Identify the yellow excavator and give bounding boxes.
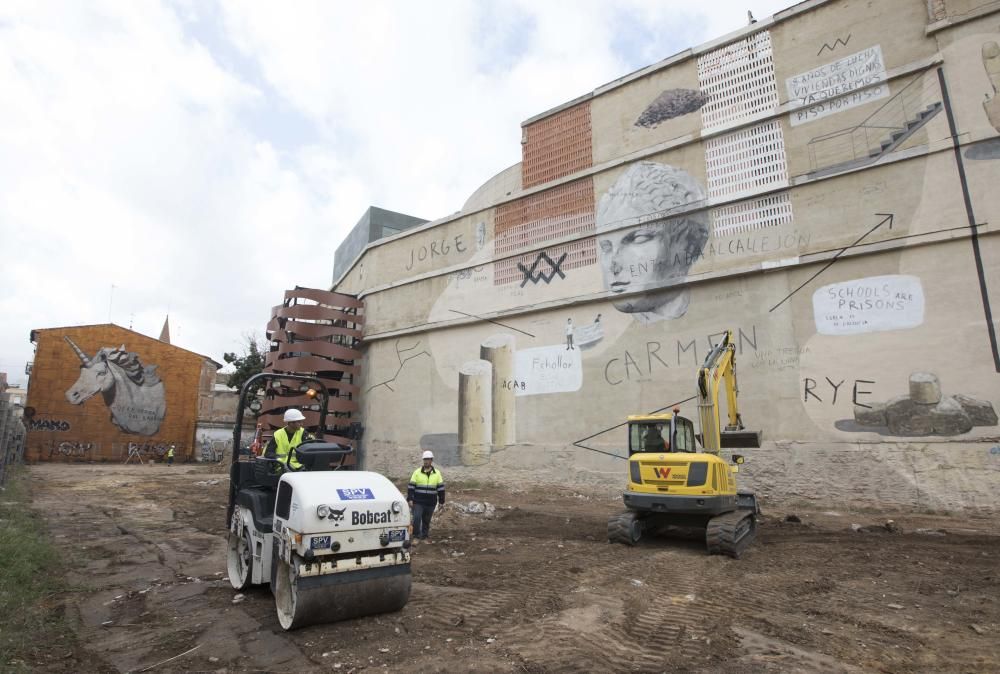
[607,330,761,558]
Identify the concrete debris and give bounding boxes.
[454,501,496,518]
[232,594,245,604]
[195,479,221,486]
[851,523,862,532]
[630,579,644,586]
[915,528,947,536]
[970,624,987,634]
[887,603,905,610]
[854,372,997,435]
[486,637,496,644]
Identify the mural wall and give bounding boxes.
[24,325,216,462]
[338,0,1000,513]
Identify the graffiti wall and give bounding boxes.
[25,325,217,462]
[338,1,1000,512]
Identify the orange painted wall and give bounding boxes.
[24,325,214,463]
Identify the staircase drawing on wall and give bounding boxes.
[806,73,943,178]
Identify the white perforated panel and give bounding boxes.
[711,192,793,237]
[698,31,778,130]
[705,120,788,200]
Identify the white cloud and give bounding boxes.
[0,0,796,383]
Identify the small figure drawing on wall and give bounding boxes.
[596,161,710,323]
[565,318,575,350]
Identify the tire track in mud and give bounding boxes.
[29,466,320,673]
[410,533,739,672]
[408,583,518,631]
[493,550,737,671]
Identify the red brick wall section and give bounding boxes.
[24,325,210,463]
[494,177,596,257]
[521,102,593,189]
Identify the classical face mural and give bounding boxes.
[596,161,709,322]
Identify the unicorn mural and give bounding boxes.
[64,337,167,436]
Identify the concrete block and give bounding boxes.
[909,372,941,404]
[929,396,973,435]
[854,402,887,426]
[953,394,999,427]
[885,396,935,436]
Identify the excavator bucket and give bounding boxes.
[720,430,762,448]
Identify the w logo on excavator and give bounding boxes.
[653,467,671,479]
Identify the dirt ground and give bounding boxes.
[24,462,1000,673]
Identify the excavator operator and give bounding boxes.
[643,424,669,452]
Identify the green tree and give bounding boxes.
[223,333,267,394]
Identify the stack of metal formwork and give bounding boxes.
[259,288,364,459]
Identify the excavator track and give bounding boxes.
[705,509,757,559]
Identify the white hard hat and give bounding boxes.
[421,450,434,460]
[284,409,306,422]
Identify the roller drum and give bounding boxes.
[274,559,411,630]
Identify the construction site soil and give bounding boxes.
[22,463,1000,673]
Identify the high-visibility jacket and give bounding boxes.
[166,447,175,458]
[273,427,305,470]
[408,467,445,506]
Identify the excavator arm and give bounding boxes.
[696,331,761,454]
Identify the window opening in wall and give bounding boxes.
[698,30,778,130]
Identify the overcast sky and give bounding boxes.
[0,0,797,385]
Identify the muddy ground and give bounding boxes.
[23,463,1000,673]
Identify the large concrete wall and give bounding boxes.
[336,0,1000,513]
[24,325,214,463]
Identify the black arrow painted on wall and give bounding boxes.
[769,213,894,313]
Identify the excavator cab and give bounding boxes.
[628,413,697,455]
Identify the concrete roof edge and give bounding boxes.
[524,0,833,126]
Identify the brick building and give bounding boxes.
[25,324,220,463]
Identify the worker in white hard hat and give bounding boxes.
[264,408,312,471]
[407,450,445,543]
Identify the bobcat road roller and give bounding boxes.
[226,373,411,629]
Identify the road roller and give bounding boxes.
[226,373,411,630]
